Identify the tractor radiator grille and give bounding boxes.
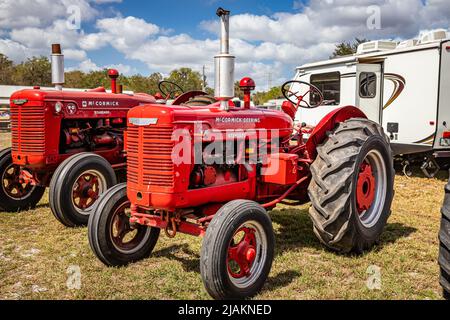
[127,125,175,188]
[10,105,46,154]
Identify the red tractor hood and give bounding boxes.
[10,89,156,108]
[127,102,293,134]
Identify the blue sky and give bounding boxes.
[0,0,449,91]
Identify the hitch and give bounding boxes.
[421,156,440,178]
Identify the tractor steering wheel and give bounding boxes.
[158,81,185,100]
[282,80,324,109]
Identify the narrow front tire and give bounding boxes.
[200,200,275,300]
[0,148,45,212]
[49,153,117,227]
[88,183,160,266]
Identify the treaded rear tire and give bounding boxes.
[439,174,450,299]
[200,200,275,300]
[49,153,117,227]
[88,183,160,266]
[0,148,45,212]
[308,118,394,253]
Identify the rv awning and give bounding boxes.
[357,57,387,64]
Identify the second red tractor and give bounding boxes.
[0,44,207,227]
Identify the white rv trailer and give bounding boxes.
[291,30,450,176]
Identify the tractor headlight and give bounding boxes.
[55,102,63,114]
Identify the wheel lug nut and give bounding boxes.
[246,248,256,262]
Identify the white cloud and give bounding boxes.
[79,16,160,51]
[0,39,35,63]
[78,59,101,72]
[201,0,450,46]
[10,20,82,52]
[70,58,134,76]
[64,49,88,61]
[0,0,101,29]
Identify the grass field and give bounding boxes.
[0,132,446,300]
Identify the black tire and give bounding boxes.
[88,183,160,266]
[308,118,394,253]
[49,153,117,227]
[200,200,275,300]
[0,148,45,212]
[439,174,450,299]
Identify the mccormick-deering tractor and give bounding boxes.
[0,44,206,227]
[88,8,395,299]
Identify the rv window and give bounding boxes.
[359,72,377,98]
[310,72,340,106]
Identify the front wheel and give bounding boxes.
[88,183,160,266]
[0,148,45,212]
[49,153,117,227]
[308,118,395,253]
[200,200,275,300]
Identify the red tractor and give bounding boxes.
[0,44,206,227]
[88,8,394,299]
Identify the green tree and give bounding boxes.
[80,70,110,89]
[252,86,283,105]
[234,81,244,100]
[121,72,162,94]
[165,68,203,92]
[331,38,369,58]
[0,54,14,85]
[65,70,86,88]
[12,56,52,86]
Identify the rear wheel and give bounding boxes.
[0,148,45,212]
[200,200,275,300]
[49,153,117,227]
[439,175,450,299]
[308,118,394,253]
[88,183,160,266]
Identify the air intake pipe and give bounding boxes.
[214,8,235,111]
[51,44,64,91]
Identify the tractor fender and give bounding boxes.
[306,106,367,159]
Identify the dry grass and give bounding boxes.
[0,132,446,300]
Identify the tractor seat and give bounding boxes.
[282,101,297,120]
[183,95,218,107]
[86,87,106,93]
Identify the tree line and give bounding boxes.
[0,39,363,105]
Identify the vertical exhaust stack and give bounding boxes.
[214,8,235,111]
[51,44,65,91]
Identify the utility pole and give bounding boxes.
[267,73,272,91]
[202,65,208,91]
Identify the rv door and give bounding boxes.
[356,64,383,123]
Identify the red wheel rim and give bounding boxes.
[227,227,257,279]
[356,161,376,214]
[1,164,34,199]
[72,171,104,212]
[109,201,149,253]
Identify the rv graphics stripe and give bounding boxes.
[383,73,406,110]
[414,133,435,145]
